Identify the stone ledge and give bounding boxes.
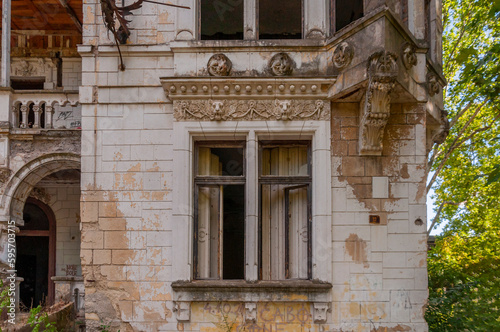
[172,279,332,292]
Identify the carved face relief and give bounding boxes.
[269,53,293,76]
[207,54,232,76]
[332,42,354,69]
[402,43,418,69]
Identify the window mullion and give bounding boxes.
[244,0,258,39]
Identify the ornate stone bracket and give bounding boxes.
[427,73,441,96]
[173,301,191,321]
[401,42,417,69]
[359,51,398,155]
[245,302,257,323]
[313,302,330,323]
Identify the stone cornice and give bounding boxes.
[160,77,335,101]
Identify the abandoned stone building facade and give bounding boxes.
[0,0,447,330]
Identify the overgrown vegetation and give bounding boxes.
[426,0,500,330]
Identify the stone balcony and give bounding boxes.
[10,90,81,131]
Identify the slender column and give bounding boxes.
[20,105,28,128]
[11,105,17,127]
[33,105,41,128]
[1,0,11,87]
[45,105,54,129]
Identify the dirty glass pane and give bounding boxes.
[259,0,302,39]
[201,0,244,40]
[196,186,221,279]
[198,147,244,176]
[286,186,309,279]
[261,145,309,176]
[335,0,363,31]
[261,184,309,279]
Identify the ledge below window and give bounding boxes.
[171,279,332,302]
[171,280,332,322]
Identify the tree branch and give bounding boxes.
[427,99,488,193]
[427,201,466,236]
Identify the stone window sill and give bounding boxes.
[171,280,332,323]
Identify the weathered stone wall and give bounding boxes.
[330,102,428,330]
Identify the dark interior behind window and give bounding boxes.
[201,0,244,40]
[335,0,364,32]
[259,0,302,39]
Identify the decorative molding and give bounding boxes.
[332,42,354,69]
[313,302,330,323]
[11,58,56,77]
[207,54,232,77]
[245,302,257,323]
[173,301,191,321]
[173,99,329,121]
[427,73,441,96]
[359,51,398,155]
[162,78,333,101]
[269,53,294,76]
[401,42,417,69]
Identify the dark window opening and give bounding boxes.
[194,143,246,280]
[222,185,245,279]
[259,0,302,39]
[16,202,51,309]
[200,0,244,40]
[27,104,35,128]
[10,77,45,90]
[334,0,364,32]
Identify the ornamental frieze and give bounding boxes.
[173,99,330,121]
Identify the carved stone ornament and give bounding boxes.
[269,53,293,76]
[207,54,232,77]
[245,302,257,323]
[359,51,398,155]
[332,42,354,69]
[313,302,330,323]
[432,109,450,145]
[174,99,329,121]
[427,73,441,96]
[401,42,417,69]
[173,301,191,321]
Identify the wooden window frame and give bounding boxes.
[193,141,246,280]
[258,141,312,280]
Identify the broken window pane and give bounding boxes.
[198,147,244,176]
[261,145,309,176]
[259,0,302,39]
[335,0,363,31]
[201,0,244,40]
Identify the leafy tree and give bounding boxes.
[426,0,500,330]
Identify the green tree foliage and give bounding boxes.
[426,0,500,330]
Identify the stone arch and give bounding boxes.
[1,153,80,223]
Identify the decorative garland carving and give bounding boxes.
[269,53,294,76]
[174,99,329,121]
[359,51,398,155]
[332,42,354,69]
[207,54,232,77]
[401,42,417,69]
[427,73,441,96]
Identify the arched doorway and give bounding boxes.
[16,198,56,308]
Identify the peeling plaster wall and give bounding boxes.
[329,102,428,330]
[77,0,439,331]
